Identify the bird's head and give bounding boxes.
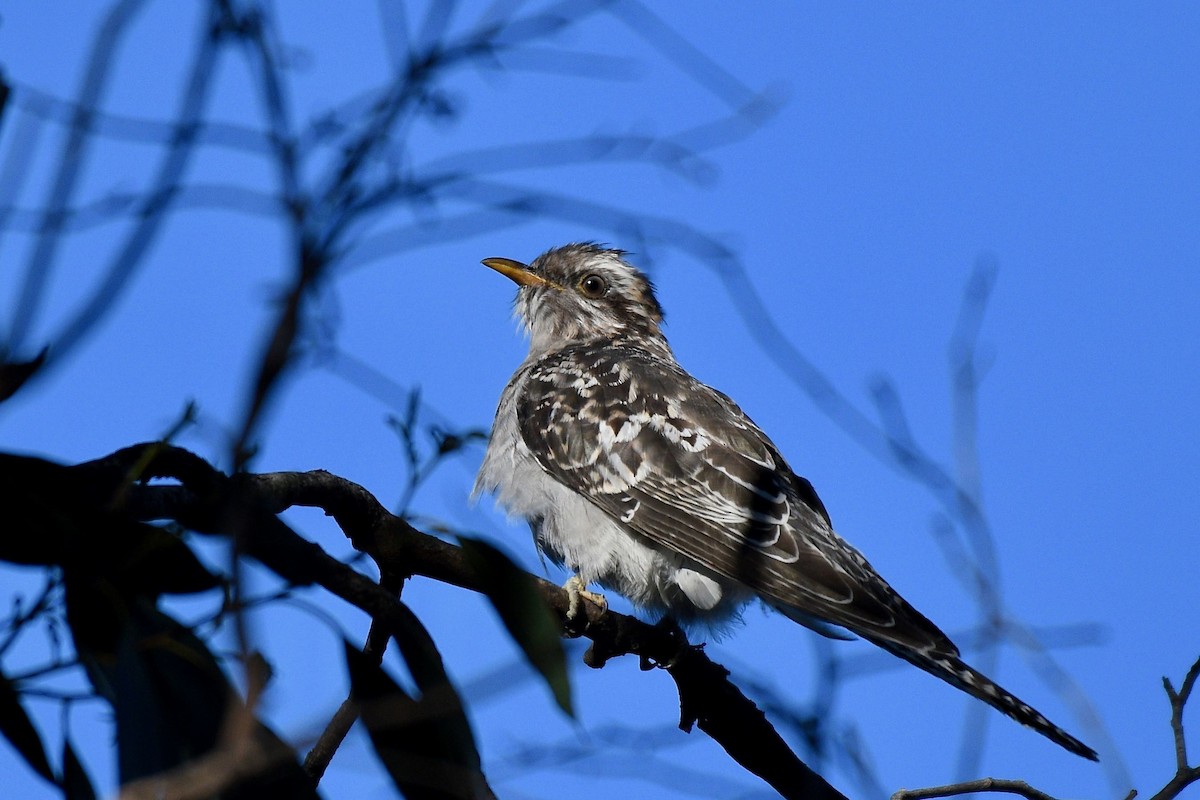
[483,243,669,356]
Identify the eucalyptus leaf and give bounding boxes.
[345,641,489,799]
[458,535,573,717]
[0,669,55,784]
[60,739,98,800]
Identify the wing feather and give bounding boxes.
[517,344,955,653]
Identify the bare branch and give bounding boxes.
[891,777,1061,800]
[0,575,58,658]
[31,2,229,379]
[11,82,273,153]
[1148,656,1200,800]
[0,183,282,233]
[8,0,148,351]
[890,656,1200,800]
[93,442,846,800]
[607,0,761,112]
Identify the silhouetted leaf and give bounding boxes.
[0,348,45,403]
[458,535,573,717]
[0,69,9,127]
[0,455,77,565]
[384,600,481,768]
[114,525,222,596]
[0,453,219,594]
[345,642,489,800]
[64,571,229,782]
[67,587,316,797]
[229,726,323,800]
[61,739,97,800]
[109,604,228,782]
[0,670,54,784]
[378,604,491,797]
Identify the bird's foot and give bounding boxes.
[564,575,607,635]
[639,617,693,670]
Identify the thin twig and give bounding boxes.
[302,579,398,781]
[0,575,58,658]
[1148,656,1200,800]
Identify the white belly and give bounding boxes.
[475,402,750,624]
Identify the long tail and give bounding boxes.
[874,639,1098,760]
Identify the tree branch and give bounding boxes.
[94,442,845,800]
[891,777,1060,800]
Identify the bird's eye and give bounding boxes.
[578,274,607,298]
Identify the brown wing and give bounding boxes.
[518,343,954,653]
[519,343,1099,760]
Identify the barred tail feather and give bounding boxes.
[874,640,1098,761]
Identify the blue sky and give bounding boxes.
[1,2,1198,798]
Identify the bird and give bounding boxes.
[474,242,1097,760]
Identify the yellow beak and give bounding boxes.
[481,257,554,288]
